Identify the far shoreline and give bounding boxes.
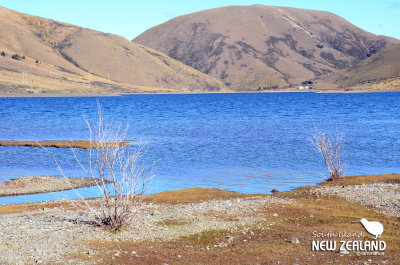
[0,176,105,198]
[0,140,132,149]
[1,173,398,204]
[1,88,400,97]
[0,92,122,98]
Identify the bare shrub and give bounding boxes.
[46,102,154,231]
[308,125,345,181]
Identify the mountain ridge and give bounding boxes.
[134,5,399,90]
[0,6,227,94]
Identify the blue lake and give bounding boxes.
[0,92,399,204]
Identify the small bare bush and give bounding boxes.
[47,103,154,231]
[308,125,345,181]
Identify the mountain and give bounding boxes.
[134,5,399,91]
[0,6,226,94]
[321,43,400,90]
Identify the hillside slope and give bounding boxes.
[0,6,226,94]
[321,43,400,89]
[134,5,398,90]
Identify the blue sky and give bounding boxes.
[1,0,399,40]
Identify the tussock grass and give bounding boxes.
[70,174,400,264]
[144,188,252,204]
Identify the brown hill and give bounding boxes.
[321,43,400,89]
[0,6,226,94]
[134,5,399,91]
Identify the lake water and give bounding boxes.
[0,92,399,204]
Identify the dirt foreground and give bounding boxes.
[0,174,399,264]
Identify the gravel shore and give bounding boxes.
[312,182,400,217]
[1,176,398,264]
[0,140,129,149]
[0,176,102,197]
[0,195,293,264]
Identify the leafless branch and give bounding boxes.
[43,101,154,231]
[308,125,345,181]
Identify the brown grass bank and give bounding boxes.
[0,140,130,149]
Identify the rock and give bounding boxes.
[291,237,300,244]
[311,183,400,218]
[339,248,349,254]
[131,251,136,254]
[273,213,278,217]
[12,243,20,250]
[226,236,234,243]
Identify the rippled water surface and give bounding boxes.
[0,93,399,203]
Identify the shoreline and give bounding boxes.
[0,92,122,97]
[1,88,400,97]
[1,173,399,204]
[0,174,399,264]
[0,140,131,149]
[0,176,105,197]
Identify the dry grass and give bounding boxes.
[0,188,248,215]
[0,6,227,95]
[0,201,67,215]
[324,43,400,88]
[155,219,190,226]
[70,174,400,264]
[144,188,253,204]
[76,192,400,264]
[0,66,182,95]
[134,5,398,90]
[0,140,130,149]
[2,174,399,263]
[318,173,400,187]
